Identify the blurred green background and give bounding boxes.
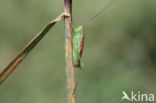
[0,0,156,103]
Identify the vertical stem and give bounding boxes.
[64,0,76,103]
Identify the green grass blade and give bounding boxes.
[0,12,69,84]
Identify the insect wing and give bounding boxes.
[79,36,84,57]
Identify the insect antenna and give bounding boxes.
[83,0,115,26]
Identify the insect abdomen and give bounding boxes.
[72,25,84,68]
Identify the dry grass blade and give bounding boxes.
[64,0,76,103]
[0,12,69,84]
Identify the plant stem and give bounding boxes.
[64,0,76,103]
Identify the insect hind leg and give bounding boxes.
[65,35,72,40]
[80,62,85,70]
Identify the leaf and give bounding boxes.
[0,12,69,84]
